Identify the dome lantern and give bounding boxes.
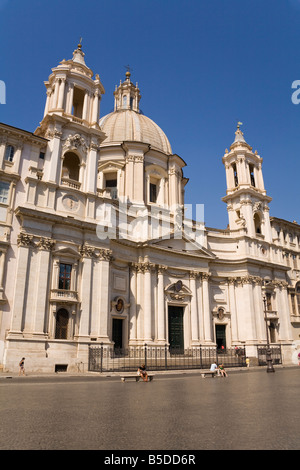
[113,68,141,113]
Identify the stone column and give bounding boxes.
[48,127,62,184]
[86,141,98,194]
[33,237,55,335]
[143,262,153,342]
[197,275,204,341]
[10,232,34,334]
[275,282,293,342]
[82,91,89,121]
[125,156,134,201]
[228,278,239,343]
[66,83,74,115]
[263,205,272,243]
[190,271,199,344]
[98,248,112,341]
[0,137,7,169]
[157,265,166,342]
[92,90,99,124]
[136,264,143,340]
[202,273,212,342]
[57,78,66,110]
[240,276,257,342]
[252,279,265,342]
[78,244,93,339]
[13,143,23,174]
[133,155,144,203]
[0,248,7,302]
[52,79,60,109]
[129,263,137,343]
[43,90,51,117]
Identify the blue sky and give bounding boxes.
[0,0,300,228]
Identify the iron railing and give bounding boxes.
[257,345,282,366]
[88,344,246,373]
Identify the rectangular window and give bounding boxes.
[59,263,72,290]
[4,145,14,162]
[105,173,118,199]
[293,254,297,269]
[105,179,117,188]
[150,182,157,203]
[291,293,297,315]
[72,87,85,119]
[232,164,238,187]
[39,152,45,160]
[0,181,10,204]
[297,295,300,316]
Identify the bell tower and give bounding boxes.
[222,124,272,242]
[38,41,105,130]
[35,42,106,195]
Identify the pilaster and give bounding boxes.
[190,271,199,344]
[9,232,34,334]
[201,273,212,342]
[157,265,167,342]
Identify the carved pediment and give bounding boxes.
[98,160,125,172]
[52,246,81,259]
[165,281,192,300]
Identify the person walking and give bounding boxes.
[19,357,25,376]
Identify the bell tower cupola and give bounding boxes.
[39,41,105,131]
[222,123,272,241]
[34,43,107,194]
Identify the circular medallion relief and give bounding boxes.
[115,298,124,313]
[175,280,183,292]
[217,308,225,320]
[62,194,79,212]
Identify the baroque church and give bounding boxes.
[0,43,299,373]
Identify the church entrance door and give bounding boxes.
[112,318,123,350]
[215,324,226,350]
[168,306,184,353]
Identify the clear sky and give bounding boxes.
[0,0,299,228]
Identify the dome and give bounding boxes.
[100,109,172,155]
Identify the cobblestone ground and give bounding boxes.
[0,368,299,450]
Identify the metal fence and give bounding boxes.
[257,345,282,366]
[88,344,246,373]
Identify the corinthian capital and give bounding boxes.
[98,248,113,262]
[17,232,34,247]
[37,237,56,251]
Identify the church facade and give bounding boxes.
[0,44,299,373]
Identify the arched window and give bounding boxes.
[123,95,127,109]
[254,212,262,234]
[72,87,84,119]
[5,145,14,162]
[232,163,238,187]
[62,152,80,181]
[55,308,69,339]
[249,164,256,187]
